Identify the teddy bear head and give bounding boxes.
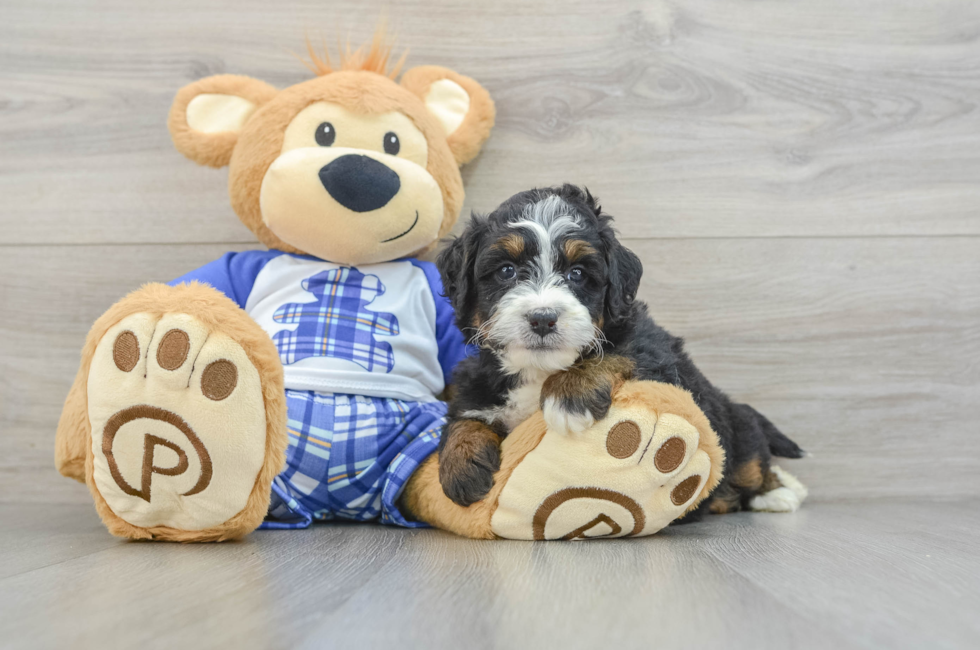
[167,38,494,265]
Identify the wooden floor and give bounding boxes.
[1,0,979,648]
[0,500,977,650]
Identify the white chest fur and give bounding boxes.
[501,369,550,430]
[462,367,552,432]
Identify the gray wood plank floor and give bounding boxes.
[0,501,977,650]
[1,0,978,648]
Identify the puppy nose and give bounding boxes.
[527,310,559,338]
[319,154,401,212]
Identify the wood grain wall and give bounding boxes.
[2,0,978,505]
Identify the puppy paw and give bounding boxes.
[542,397,595,435]
[748,465,808,513]
[439,420,501,506]
[539,358,628,435]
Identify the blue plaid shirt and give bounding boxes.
[171,250,469,402]
[170,250,471,526]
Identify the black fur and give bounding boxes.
[437,185,804,512]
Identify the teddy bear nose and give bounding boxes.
[319,154,401,213]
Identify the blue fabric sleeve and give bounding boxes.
[168,250,285,309]
[407,258,473,384]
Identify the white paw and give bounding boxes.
[749,465,808,513]
[87,312,268,531]
[749,487,801,512]
[542,397,596,435]
[772,465,809,501]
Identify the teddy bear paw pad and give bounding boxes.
[491,404,712,540]
[86,312,267,531]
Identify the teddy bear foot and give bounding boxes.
[85,311,270,540]
[403,380,725,540]
[54,283,287,541]
[491,381,724,540]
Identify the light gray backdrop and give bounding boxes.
[1,0,978,507]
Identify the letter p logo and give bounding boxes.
[102,405,213,503]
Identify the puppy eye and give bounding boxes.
[496,264,517,281]
[566,267,585,284]
[383,132,400,155]
[315,122,336,147]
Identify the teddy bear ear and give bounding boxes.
[401,66,495,166]
[168,74,278,168]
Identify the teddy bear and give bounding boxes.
[54,34,725,541]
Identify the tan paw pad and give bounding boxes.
[112,331,140,372]
[87,313,267,531]
[492,404,711,540]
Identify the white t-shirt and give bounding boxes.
[170,250,468,402]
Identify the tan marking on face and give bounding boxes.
[564,239,597,262]
[494,233,524,257]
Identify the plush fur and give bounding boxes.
[400,66,497,166]
[168,74,279,169]
[168,44,494,264]
[58,32,496,541]
[55,282,287,541]
[402,379,725,539]
[436,184,804,515]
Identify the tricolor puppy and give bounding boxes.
[436,184,805,517]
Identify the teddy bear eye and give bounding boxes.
[315,122,336,147]
[383,131,400,155]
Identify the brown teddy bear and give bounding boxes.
[54,33,725,541]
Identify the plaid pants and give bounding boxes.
[260,390,445,529]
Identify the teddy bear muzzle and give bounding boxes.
[258,145,445,265]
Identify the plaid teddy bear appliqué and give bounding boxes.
[271,267,400,372]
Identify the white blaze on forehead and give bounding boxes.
[508,195,581,285]
[480,194,597,379]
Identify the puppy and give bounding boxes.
[436,184,805,519]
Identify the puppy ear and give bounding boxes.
[437,217,486,330]
[168,74,278,168]
[401,66,495,166]
[594,195,643,324]
[605,241,643,323]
